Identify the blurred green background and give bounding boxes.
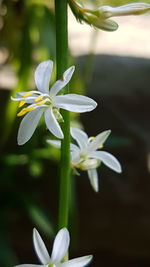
[0,0,150,266]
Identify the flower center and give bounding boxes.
[48,264,57,267]
[17,92,52,117]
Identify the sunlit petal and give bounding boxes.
[87,169,99,192]
[50,66,75,96]
[88,130,111,152]
[55,94,97,112]
[99,3,150,19]
[34,60,53,93]
[90,151,122,173]
[61,255,93,267]
[51,228,70,263]
[44,108,64,139]
[71,127,88,150]
[17,108,45,145]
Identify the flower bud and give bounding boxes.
[79,158,100,171]
[86,12,118,31]
[97,3,150,19]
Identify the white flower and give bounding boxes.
[12,60,97,145]
[14,228,93,267]
[88,2,150,31]
[69,0,150,32]
[47,128,122,192]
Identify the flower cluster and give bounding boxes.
[14,228,92,267]
[48,128,122,192]
[12,58,122,266]
[12,0,149,265]
[69,0,150,31]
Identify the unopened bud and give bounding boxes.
[79,158,100,171]
[86,12,118,31]
[97,3,150,19]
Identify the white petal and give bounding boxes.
[33,228,51,264]
[51,228,70,263]
[70,143,80,152]
[87,130,111,152]
[50,66,75,96]
[14,265,45,267]
[47,139,61,148]
[99,3,150,18]
[91,17,118,31]
[71,127,88,150]
[44,108,64,139]
[61,255,93,267]
[87,169,99,192]
[54,94,97,113]
[46,140,78,152]
[34,60,53,93]
[90,151,122,173]
[71,151,80,163]
[17,108,45,145]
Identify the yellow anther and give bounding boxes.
[22,92,33,97]
[34,95,43,102]
[36,100,46,106]
[89,136,95,142]
[99,144,104,149]
[17,106,35,117]
[18,100,26,108]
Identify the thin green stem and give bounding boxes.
[55,0,71,230]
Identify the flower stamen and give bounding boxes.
[22,92,33,97]
[18,100,26,108]
[17,106,35,117]
[88,136,95,142]
[36,100,46,106]
[34,95,43,102]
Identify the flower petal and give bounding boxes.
[87,169,99,192]
[47,139,61,148]
[71,151,81,164]
[33,228,51,264]
[44,108,64,139]
[51,228,70,263]
[99,3,150,19]
[46,140,78,153]
[71,127,88,150]
[90,151,122,173]
[55,94,97,113]
[70,143,80,153]
[87,130,111,152]
[17,108,45,145]
[61,255,93,267]
[87,14,118,31]
[50,66,75,96]
[34,60,53,93]
[14,265,45,267]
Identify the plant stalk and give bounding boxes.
[55,0,71,230]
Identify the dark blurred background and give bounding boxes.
[0,0,150,266]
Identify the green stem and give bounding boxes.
[55,0,71,230]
